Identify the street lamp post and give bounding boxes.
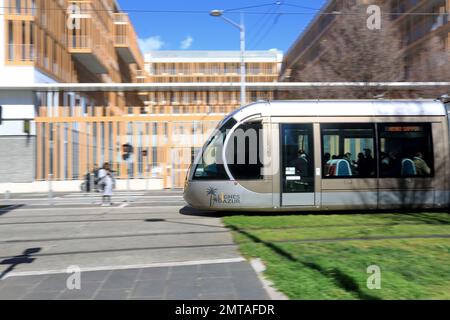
[210,10,246,107]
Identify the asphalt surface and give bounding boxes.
[0,191,270,300]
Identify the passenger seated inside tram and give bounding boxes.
[289,149,309,177]
[413,152,431,176]
[323,153,331,166]
[323,153,331,175]
[382,151,402,177]
[356,153,365,175]
[356,149,375,177]
[343,152,357,174]
[380,152,390,171]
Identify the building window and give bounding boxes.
[30,23,34,59]
[321,124,376,178]
[8,21,14,61]
[152,147,158,166]
[208,92,217,104]
[378,123,434,177]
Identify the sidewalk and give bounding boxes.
[0,179,164,194]
[0,191,271,300]
[0,262,269,300]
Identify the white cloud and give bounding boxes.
[180,36,194,50]
[138,36,164,52]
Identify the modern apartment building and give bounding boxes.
[280,0,450,81]
[143,50,282,114]
[0,1,283,189]
[141,50,282,187]
[0,0,145,184]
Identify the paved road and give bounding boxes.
[2,190,188,208]
[0,191,270,300]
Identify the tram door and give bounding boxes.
[281,124,315,206]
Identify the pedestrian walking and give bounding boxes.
[99,163,114,206]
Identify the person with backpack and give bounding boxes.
[99,163,114,206]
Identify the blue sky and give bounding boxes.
[117,0,327,54]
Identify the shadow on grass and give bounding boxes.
[227,225,381,300]
[392,212,450,225]
[180,205,450,219]
[179,206,450,229]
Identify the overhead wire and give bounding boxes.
[224,2,281,13]
[248,5,280,48]
[249,1,286,49]
[0,6,447,16]
[250,8,283,49]
[281,2,321,11]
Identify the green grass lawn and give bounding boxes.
[223,212,450,300]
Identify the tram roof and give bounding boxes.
[229,100,447,122]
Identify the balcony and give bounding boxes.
[6,44,35,63]
[4,0,36,16]
[135,69,148,83]
[66,1,108,74]
[113,13,143,66]
[67,35,108,74]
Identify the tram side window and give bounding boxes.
[193,118,237,180]
[378,123,434,178]
[226,121,264,180]
[321,124,376,178]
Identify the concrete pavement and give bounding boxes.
[0,191,270,300]
[0,262,268,300]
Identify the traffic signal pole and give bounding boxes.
[127,159,131,204]
[122,143,134,205]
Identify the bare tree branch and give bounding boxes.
[287,3,406,99]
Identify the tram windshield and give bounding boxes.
[193,118,237,180]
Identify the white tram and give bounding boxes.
[184,100,450,211]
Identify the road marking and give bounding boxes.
[119,203,129,208]
[4,195,183,201]
[0,205,184,212]
[6,194,182,198]
[1,200,185,207]
[62,193,146,197]
[1,258,246,279]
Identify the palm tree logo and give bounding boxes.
[206,187,218,207]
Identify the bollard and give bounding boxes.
[90,172,96,204]
[171,150,175,191]
[127,175,131,203]
[48,174,54,206]
[171,165,175,191]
